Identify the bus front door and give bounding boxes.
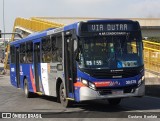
[34,42,41,92]
[64,37,75,98]
[15,47,20,88]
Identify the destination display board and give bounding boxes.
[87,24,133,32]
[79,21,139,36]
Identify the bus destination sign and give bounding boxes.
[88,24,133,32]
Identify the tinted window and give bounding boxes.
[52,36,62,62]
[20,43,26,63]
[42,37,52,63]
[10,46,15,63]
[26,41,33,63]
[42,35,62,63]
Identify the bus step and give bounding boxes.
[66,98,74,101]
[36,92,43,95]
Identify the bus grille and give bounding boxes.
[97,86,137,95]
[80,66,143,79]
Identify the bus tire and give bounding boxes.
[24,79,32,98]
[59,82,72,107]
[107,98,121,105]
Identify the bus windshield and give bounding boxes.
[78,35,143,69]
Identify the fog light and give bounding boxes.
[89,82,96,90]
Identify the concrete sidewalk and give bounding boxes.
[145,70,160,97]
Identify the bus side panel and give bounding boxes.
[28,64,36,93]
[10,64,17,87]
[40,63,50,95]
[19,64,35,93]
[37,63,45,94]
[19,64,25,89]
[74,87,81,102]
[48,63,64,97]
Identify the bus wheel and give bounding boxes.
[107,98,121,105]
[24,79,32,98]
[59,83,72,107]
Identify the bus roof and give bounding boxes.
[10,19,138,45]
[84,19,136,23]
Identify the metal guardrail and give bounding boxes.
[14,17,64,32]
[143,40,160,50]
[143,40,160,73]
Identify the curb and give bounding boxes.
[145,85,160,97]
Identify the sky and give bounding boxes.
[0,0,160,33]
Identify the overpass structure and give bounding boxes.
[4,17,160,73]
[13,17,160,38]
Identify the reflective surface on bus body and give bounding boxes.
[78,35,143,69]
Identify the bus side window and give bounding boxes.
[42,37,52,63]
[56,36,62,62]
[51,37,57,62]
[51,35,62,62]
[10,46,15,63]
[26,41,33,63]
[127,41,137,54]
[20,43,26,63]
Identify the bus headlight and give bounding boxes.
[138,76,145,86]
[81,79,96,90]
[81,79,88,86]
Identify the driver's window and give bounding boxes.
[127,41,137,54]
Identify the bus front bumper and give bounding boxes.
[79,83,145,101]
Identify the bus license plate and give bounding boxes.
[112,90,123,95]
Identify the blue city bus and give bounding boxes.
[10,19,145,107]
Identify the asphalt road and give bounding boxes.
[0,75,160,121]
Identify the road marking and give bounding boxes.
[145,96,160,100]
